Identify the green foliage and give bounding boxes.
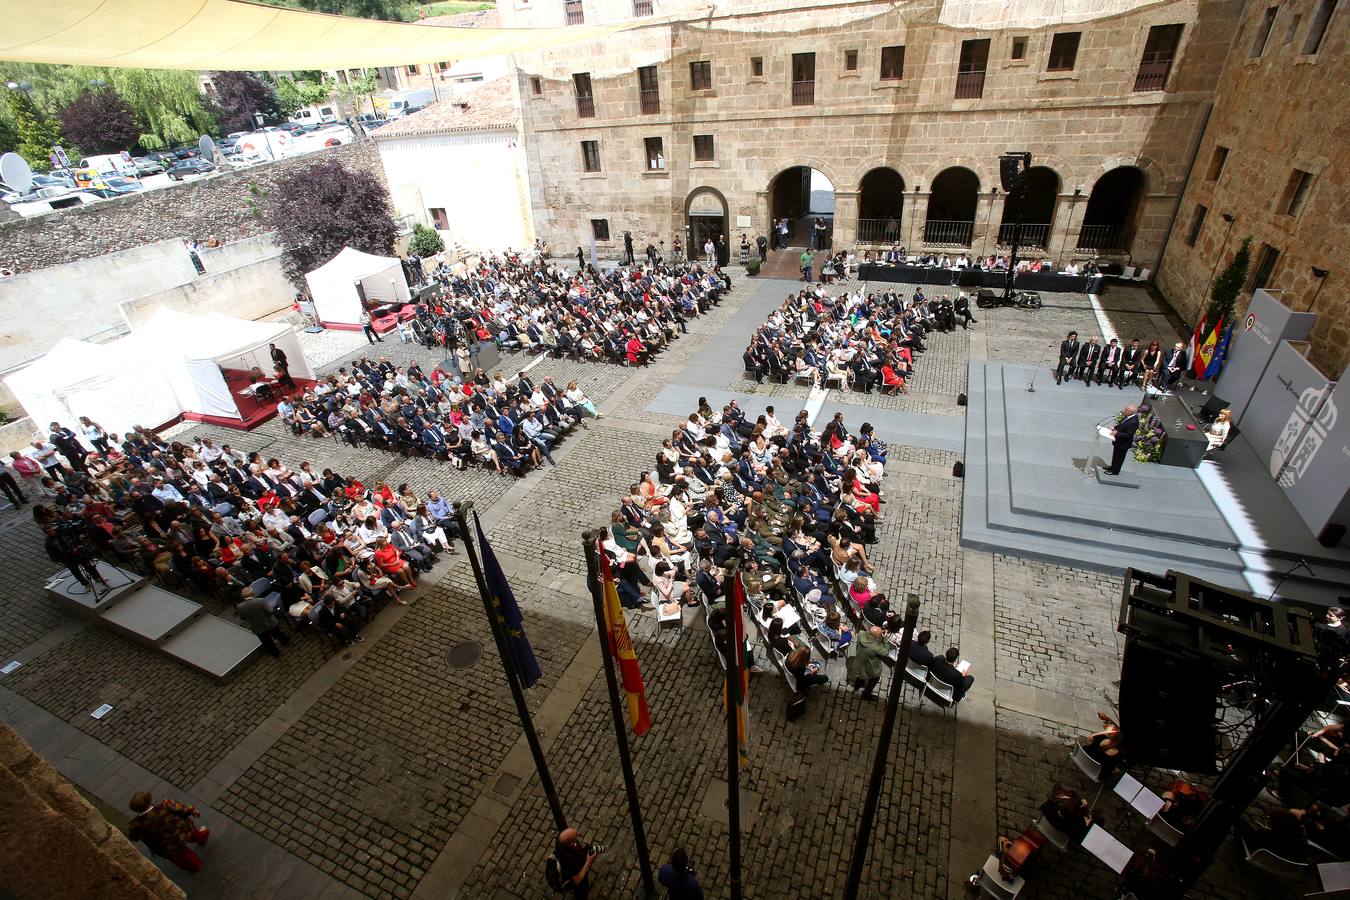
[1123,406,1166,464]
[0,64,215,153]
[275,76,336,118]
[253,0,411,22]
[2,89,63,171]
[339,71,380,115]
[1207,236,1252,326]
[746,257,762,276]
[417,1,495,14]
[409,223,446,257]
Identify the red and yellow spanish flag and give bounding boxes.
[1195,318,1224,379]
[597,546,652,736]
[724,573,751,762]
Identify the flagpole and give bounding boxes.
[843,593,921,900]
[721,560,744,900]
[455,502,567,832]
[581,530,657,897]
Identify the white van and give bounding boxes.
[289,104,339,126]
[78,153,138,177]
[386,88,434,119]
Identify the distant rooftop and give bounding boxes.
[372,77,516,138]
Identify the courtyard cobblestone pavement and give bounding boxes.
[0,274,1267,899]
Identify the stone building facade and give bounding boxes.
[504,0,1242,270]
[1155,0,1349,377]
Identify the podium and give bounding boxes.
[1081,424,1114,476]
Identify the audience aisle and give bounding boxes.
[0,271,1286,900]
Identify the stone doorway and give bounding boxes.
[685,187,729,265]
[768,166,835,251]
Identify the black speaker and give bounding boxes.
[957,392,967,406]
[957,268,983,287]
[1118,638,1217,774]
[1199,395,1229,420]
[952,461,964,478]
[999,155,1022,192]
[1319,523,1346,548]
[977,289,998,307]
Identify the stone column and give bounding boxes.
[1046,193,1083,268]
[973,191,1006,259]
[905,191,930,251]
[833,190,859,250]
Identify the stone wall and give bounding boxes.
[0,722,184,900]
[510,0,1242,268]
[1155,0,1350,378]
[0,140,384,275]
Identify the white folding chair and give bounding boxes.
[925,672,956,708]
[1070,745,1105,783]
[655,592,683,630]
[902,660,929,690]
[1241,839,1309,878]
[1134,267,1151,282]
[1118,265,1136,280]
[1033,815,1072,851]
[975,854,1025,900]
[1147,814,1184,847]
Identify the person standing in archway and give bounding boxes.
[717,233,729,266]
[703,236,715,263]
[756,233,768,262]
[813,216,829,251]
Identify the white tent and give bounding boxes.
[303,247,410,327]
[3,337,182,438]
[125,310,315,420]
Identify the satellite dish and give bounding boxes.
[198,134,215,159]
[0,152,33,194]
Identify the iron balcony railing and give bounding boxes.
[791,80,815,106]
[576,95,595,118]
[565,0,585,25]
[1077,224,1128,251]
[923,219,974,247]
[639,88,660,114]
[997,223,1051,248]
[955,70,985,99]
[632,0,653,15]
[857,219,905,244]
[1134,59,1172,92]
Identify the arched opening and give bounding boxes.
[685,187,729,265]
[857,167,905,244]
[1077,166,1146,253]
[924,167,979,246]
[998,166,1060,250]
[769,166,835,250]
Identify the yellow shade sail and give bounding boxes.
[0,0,654,70]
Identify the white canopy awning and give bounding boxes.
[304,246,409,327]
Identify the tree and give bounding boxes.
[340,70,379,116]
[266,158,399,284]
[57,88,142,155]
[1207,236,1252,325]
[409,223,445,257]
[2,89,63,171]
[210,72,283,133]
[255,0,411,22]
[275,76,336,118]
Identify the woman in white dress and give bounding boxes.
[1205,408,1232,451]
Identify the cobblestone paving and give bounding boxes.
[981,291,1102,367]
[992,556,1124,703]
[0,523,72,660]
[215,570,592,900]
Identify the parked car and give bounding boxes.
[78,153,138,177]
[166,159,216,181]
[386,88,434,119]
[169,146,201,160]
[84,176,143,198]
[132,156,166,176]
[7,185,104,217]
[145,151,178,165]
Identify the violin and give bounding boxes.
[999,823,1046,880]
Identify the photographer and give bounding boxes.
[658,847,704,899]
[44,521,107,591]
[552,827,604,897]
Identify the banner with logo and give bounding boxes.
[1215,290,1318,423]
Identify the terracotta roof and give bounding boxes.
[372,77,517,138]
[420,8,500,28]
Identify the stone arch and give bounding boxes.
[685,186,730,265]
[998,165,1062,249]
[917,158,991,195]
[765,158,844,192]
[1096,155,1168,194]
[842,159,921,195]
[1077,166,1148,253]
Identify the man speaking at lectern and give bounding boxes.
[1104,405,1140,476]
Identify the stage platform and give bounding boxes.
[963,360,1350,609]
[44,564,260,681]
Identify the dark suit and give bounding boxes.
[1097,345,1123,385]
[908,639,935,666]
[1119,345,1144,387]
[1055,339,1081,383]
[1107,413,1140,475]
[1075,342,1102,382]
[928,654,973,702]
[1163,348,1189,390]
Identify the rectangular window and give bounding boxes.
[844,49,859,71]
[581,140,601,173]
[956,39,990,99]
[690,60,712,91]
[591,219,610,242]
[1303,0,1338,53]
[1285,13,1302,43]
[1135,24,1183,91]
[751,56,764,77]
[880,45,905,80]
[633,0,653,15]
[1251,6,1279,57]
[644,137,665,171]
[573,73,594,117]
[1207,145,1229,182]
[565,0,584,25]
[407,64,420,75]
[430,207,449,230]
[638,65,660,114]
[1185,204,1207,246]
[1250,244,1280,290]
[1282,169,1314,215]
[1011,36,1027,60]
[437,61,449,72]
[1047,32,1082,71]
[530,76,543,95]
[791,52,816,105]
[693,134,714,161]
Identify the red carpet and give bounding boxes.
[321,306,416,333]
[179,369,318,431]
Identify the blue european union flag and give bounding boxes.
[474,512,541,688]
[1204,321,1235,380]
